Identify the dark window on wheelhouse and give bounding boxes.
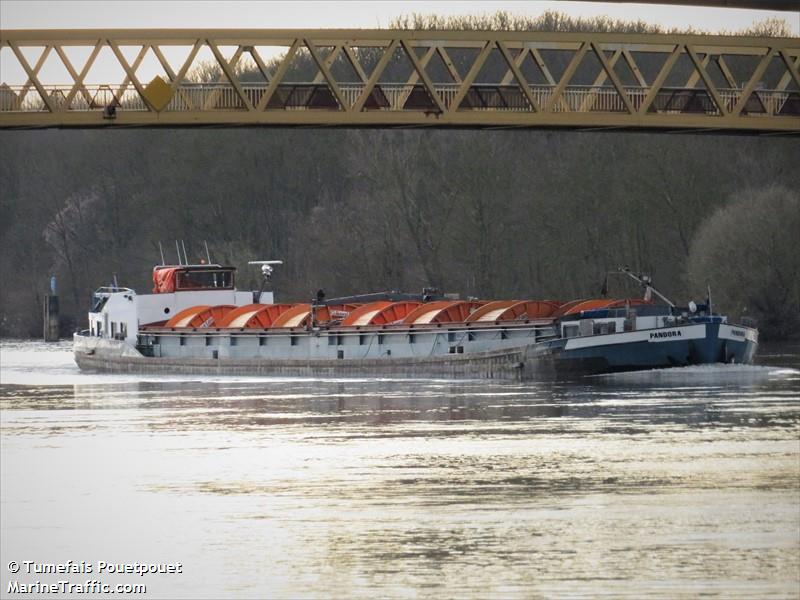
[175,269,234,291]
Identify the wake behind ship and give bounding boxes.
[74,259,758,379]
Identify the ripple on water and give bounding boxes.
[1,340,799,598]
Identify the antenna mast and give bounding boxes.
[616,267,675,307]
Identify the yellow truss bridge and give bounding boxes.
[1,29,798,132]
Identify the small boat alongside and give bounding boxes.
[73,260,758,379]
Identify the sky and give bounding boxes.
[1,1,797,85]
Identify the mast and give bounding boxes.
[615,267,675,307]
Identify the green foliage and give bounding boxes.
[687,185,800,341]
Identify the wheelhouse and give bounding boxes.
[153,265,235,293]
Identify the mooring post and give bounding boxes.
[43,274,59,342]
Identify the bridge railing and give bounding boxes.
[1,28,798,130]
[1,82,796,118]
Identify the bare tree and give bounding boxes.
[687,185,800,340]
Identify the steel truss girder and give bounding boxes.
[1,28,798,132]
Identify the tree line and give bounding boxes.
[1,12,797,339]
[2,126,798,339]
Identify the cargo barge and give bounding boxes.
[73,260,758,379]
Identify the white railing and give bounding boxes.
[0,83,794,117]
[0,85,148,112]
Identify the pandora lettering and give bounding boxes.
[650,330,682,340]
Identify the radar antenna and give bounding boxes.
[248,260,284,282]
[249,260,283,302]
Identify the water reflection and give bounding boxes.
[1,342,799,599]
[5,369,797,430]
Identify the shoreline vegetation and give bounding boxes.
[1,12,798,341]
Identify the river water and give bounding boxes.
[1,340,798,599]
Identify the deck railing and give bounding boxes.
[2,82,795,118]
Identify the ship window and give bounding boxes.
[563,324,579,338]
[447,332,456,342]
[205,335,212,346]
[593,321,616,335]
[500,329,508,340]
[175,269,234,291]
[230,336,237,346]
[259,336,267,346]
[111,322,117,336]
[337,350,344,360]
[468,332,476,341]
[180,335,186,346]
[121,323,127,338]
[378,334,386,345]
[408,333,416,344]
[291,336,299,346]
[359,334,367,346]
[328,335,339,346]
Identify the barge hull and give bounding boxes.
[74,335,536,380]
[73,321,757,380]
[549,323,757,374]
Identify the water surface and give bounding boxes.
[1,340,798,598]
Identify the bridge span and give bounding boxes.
[1,29,798,132]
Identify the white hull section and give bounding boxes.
[564,324,707,350]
